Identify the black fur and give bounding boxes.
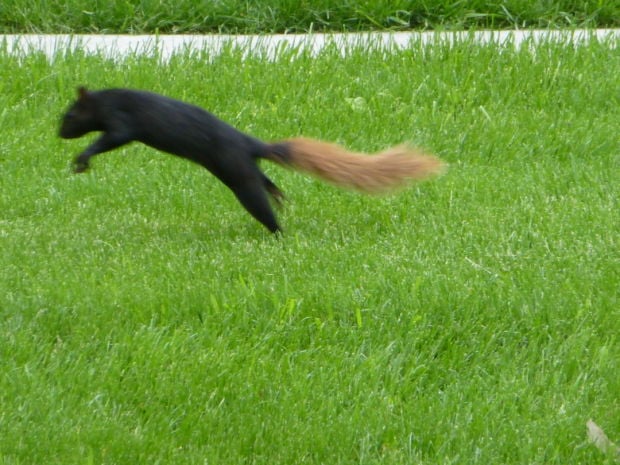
[60,87,287,233]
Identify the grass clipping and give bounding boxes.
[587,420,620,461]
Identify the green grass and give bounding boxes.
[1,35,619,464]
[0,0,619,33]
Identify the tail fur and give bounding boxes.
[265,137,445,193]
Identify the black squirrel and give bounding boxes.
[59,87,444,233]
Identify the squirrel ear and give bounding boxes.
[77,86,89,100]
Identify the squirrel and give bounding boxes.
[59,87,444,233]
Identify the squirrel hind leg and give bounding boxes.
[231,181,281,233]
[261,173,285,207]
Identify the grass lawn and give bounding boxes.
[0,0,618,33]
[0,35,618,464]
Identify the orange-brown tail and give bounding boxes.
[265,137,445,193]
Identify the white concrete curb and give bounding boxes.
[1,30,618,61]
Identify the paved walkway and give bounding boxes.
[2,30,618,60]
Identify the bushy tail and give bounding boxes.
[265,137,445,193]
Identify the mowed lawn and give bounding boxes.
[0,35,618,464]
[1,0,618,32]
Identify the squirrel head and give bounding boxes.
[59,86,100,139]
